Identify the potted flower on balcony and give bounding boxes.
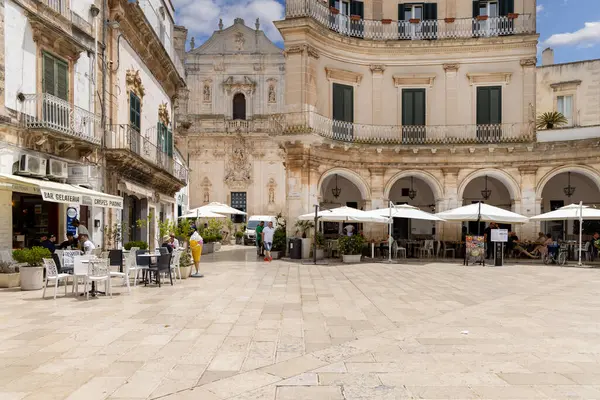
[507,13,519,19]
[0,261,20,288]
[338,234,365,263]
[409,18,421,24]
[536,111,568,130]
[476,15,489,21]
[330,6,339,14]
[381,18,392,24]
[350,14,361,21]
[444,17,455,23]
[12,247,51,290]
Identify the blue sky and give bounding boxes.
[173,0,600,64]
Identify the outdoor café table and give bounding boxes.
[79,259,105,297]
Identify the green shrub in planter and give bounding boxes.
[338,234,365,255]
[235,231,243,238]
[272,228,287,252]
[12,247,51,266]
[124,241,149,250]
[315,232,325,249]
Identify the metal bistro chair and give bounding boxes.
[170,250,183,282]
[42,258,71,299]
[147,253,173,287]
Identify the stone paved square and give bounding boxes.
[2,247,600,399]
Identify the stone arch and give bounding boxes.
[318,167,370,200]
[458,168,521,202]
[536,165,600,199]
[384,170,444,201]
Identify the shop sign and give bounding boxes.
[92,197,123,209]
[41,190,81,204]
[66,207,77,236]
[10,183,39,195]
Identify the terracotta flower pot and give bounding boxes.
[350,14,361,21]
[409,18,421,24]
[444,17,455,23]
[330,7,339,14]
[476,15,488,21]
[507,13,519,19]
[381,19,392,24]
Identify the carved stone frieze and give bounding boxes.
[126,69,146,98]
[223,76,256,95]
[224,136,253,189]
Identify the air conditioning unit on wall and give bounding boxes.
[13,154,47,177]
[47,159,68,181]
[67,165,101,189]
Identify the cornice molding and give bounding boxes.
[325,67,363,85]
[393,74,436,87]
[550,80,582,92]
[466,72,512,86]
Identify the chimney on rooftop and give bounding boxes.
[542,48,554,66]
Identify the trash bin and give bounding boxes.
[289,238,302,259]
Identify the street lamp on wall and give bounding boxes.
[481,175,492,201]
[408,177,417,200]
[564,172,576,198]
[331,174,341,199]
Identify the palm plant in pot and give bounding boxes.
[0,261,20,288]
[12,247,51,290]
[536,111,568,130]
[295,220,314,259]
[315,232,325,260]
[338,234,365,263]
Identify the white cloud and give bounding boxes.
[171,0,285,46]
[536,4,544,13]
[545,22,600,47]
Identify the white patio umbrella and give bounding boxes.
[297,206,390,223]
[178,210,227,219]
[530,202,600,266]
[191,202,247,215]
[435,202,529,225]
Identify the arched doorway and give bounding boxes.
[232,93,246,120]
[388,176,437,240]
[461,175,513,234]
[539,171,600,239]
[319,172,367,236]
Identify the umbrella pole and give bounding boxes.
[579,201,583,267]
[388,201,393,263]
[313,204,318,265]
[477,202,481,236]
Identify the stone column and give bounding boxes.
[519,166,540,239]
[0,0,6,116]
[284,45,319,113]
[440,167,461,240]
[367,168,386,239]
[370,65,385,125]
[521,58,537,133]
[443,64,459,126]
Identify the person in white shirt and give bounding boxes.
[344,225,354,236]
[170,233,180,250]
[82,235,95,255]
[261,221,276,262]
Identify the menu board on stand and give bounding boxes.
[464,235,485,266]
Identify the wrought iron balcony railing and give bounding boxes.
[285,0,535,40]
[19,93,101,145]
[269,112,534,145]
[106,124,188,182]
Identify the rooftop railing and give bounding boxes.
[19,93,101,145]
[286,0,535,40]
[269,112,534,145]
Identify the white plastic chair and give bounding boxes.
[42,258,71,299]
[420,240,434,258]
[170,250,182,282]
[109,252,130,293]
[393,240,407,259]
[576,241,591,261]
[442,241,456,259]
[73,255,93,295]
[85,258,111,299]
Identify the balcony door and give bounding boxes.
[402,89,426,144]
[129,92,141,154]
[476,86,502,142]
[42,52,69,131]
[332,83,354,141]
[233,93,246,120]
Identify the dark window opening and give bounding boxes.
[233,93,246,120]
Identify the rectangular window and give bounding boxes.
[332,83,354,141]
[129,92,141,131]
[476,86,502,142]
[231,192,246,223]
[43,52,68,101]
[557,95,573,126]
[402,89,426,143]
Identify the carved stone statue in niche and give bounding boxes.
[268,84,276,103]
[203,189,210,203]
[234,32,245,51]
[224,136,252,189]
[200,177,212,204]
[269,187,275,204]
[203,84,211,102]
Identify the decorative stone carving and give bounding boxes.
[158,103,170,126]
[393,74,436,87]
[443,63,460,72]
[370,65,385,74]
[213,62,225,72]
[466,72,512,85]
[520,58,537,67]
[203,80,212,103]
[200,177,212,204]
[223,76,256,95]
[126,69,145,98]
[283,45,319,59]
[267,79,277,103]
[267,178,277,204]
[234,32,245,51]
[224,136,252,189]
[325,67,363,85]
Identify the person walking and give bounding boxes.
[484,222,496,260]
[255,221,265,257]
[262,221,275,262]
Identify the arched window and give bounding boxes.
[232,93,246,120]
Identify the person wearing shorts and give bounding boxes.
[255,221,264,257]
[262,221,275,262]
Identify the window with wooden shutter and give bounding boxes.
[476,86,502,141]
[129,92,141,131]
[332,83,354,141]
[43,52,68,101]
[402,89,426,143]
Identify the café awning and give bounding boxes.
[0,173,123,209]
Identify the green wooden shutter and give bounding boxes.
[351,1,364,17]
[56,61,68,101]
[424,3,437,20]
[476,87,490,125]
[332,83,345,121]
[343,85,353,123]
[499,0,514,16]
[414,90,425,125]
[398,4,405,20]
[473,0,480,18]
[329,0,335,7]
[402,90,413,125]
[167,130,173,157]
[402,89,426,125]
[489,87,502,124]
[43,54,55,96]
[129,92,141,131]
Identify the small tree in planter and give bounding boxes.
[271,228,287,259]
[235,231,244,244]
[0,261,20,288]
[12,247,51,290]
[314,232,326,260]
[536,111,568,130]
[338,234,365,263]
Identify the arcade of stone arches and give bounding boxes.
[315,166,600,241]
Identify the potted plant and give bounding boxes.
[235,231,244,245]
[0,261,20,288]
[179,250,193,279]
[12,247,51,290]
[409,18,421,24]
[338,234,365,263]
[350,14,361,21]
[124,241,149,251]
[476,15,488,21]
[507,13,519,19]
[381,19,392,24]
[315,232,325,260]
[536,111,568,130]
[295,220,314,259]
[202,234,215,254]
[444,17,455,23]
[271,228,287,259]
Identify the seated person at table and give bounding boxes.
[508,232,537,259]
[535,232,546,244]
[81,234,95,255]
[40,234,56,254]
[161,235,174,253]
[59,233,78,249]
[532,233,553,257]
